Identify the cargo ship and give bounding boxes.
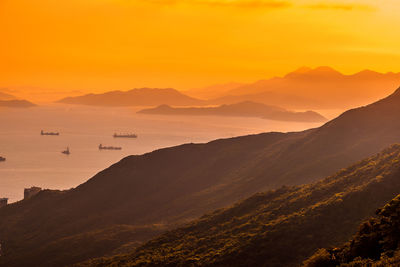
[99,144,122,150]
[0,156,5,162]
[41,130,60,136]
[113,133,137,138]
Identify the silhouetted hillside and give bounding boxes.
[138,101,327,122]
[304,192,400,267]
[3,88,400,266]
[0,99,36,107]
[211,67,400,109]
[57,88,204,106]
[80,145,400,267]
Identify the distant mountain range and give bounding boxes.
[82,144,400,267]
[3,87,400,266]
[0,99,36,108]
[57,88,204,107]
[209,67,400,109]
[138,101,327,122]
[56,67,400,110]
[183,82,244,99]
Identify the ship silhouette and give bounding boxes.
[99,144,122,150]
[41,130,60,136]
[113,133,137,138]
[61,147,70,155]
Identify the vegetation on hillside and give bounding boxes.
[304,193,400,266]
[79,145,400,267]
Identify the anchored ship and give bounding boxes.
[61,147,70,155]
[99,144,122,150]
[113,133,137,138]
[0,157,5,162]
[41,130,60,136]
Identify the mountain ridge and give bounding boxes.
[2,87,400,266]
[57,88,204,107]
[210,67,400,109]
[79,144,400,267]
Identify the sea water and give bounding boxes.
[0,104,325,202]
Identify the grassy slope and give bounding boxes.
[304,193,400,266]
[79,144,400,267]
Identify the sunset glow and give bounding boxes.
[4,1,400,266]
[1,0,400,99]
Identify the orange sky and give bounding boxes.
[1,0,400,99]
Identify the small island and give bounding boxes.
[138,101,327,123]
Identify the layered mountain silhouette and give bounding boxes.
[210,67,400,109]
[184,82,244,99]
[56,68,400,110]
[304,192,400,266]
[138,101,327,122]
[81,144,400,267]
[2,87,400,266]
[0,99,36,108]
[57,88,204,107]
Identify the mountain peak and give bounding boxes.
[292,66,313,74]
[285,66,342,78]
[352,69,383,78]
[311,66,342,75]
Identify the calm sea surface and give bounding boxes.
[0,105,327,202]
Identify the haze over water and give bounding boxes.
[0,105,328,203]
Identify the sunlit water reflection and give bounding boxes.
[0,104,327,202]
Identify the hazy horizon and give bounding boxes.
[2,1,400,266]
[2,66,400,103]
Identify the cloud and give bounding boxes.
[143,0,291,9]
[305,3,376,12]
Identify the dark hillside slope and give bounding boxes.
[304,193,400,266]
[81,145,400,267]
[2,88,400,266]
